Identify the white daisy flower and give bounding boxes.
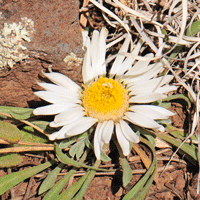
[33,28,176,160]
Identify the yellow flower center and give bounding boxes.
[82,77,129,122]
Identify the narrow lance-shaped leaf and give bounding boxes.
[115,140,132,187]
[0,160,56,195]
[58,171,90,200]
[42,150,88,200]
[121,155,132,187]
[43,168,77,200]
[39,163,65,195]
[123,137,157,200]
[72,160,101,200]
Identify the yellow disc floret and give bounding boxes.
[82,77,129,122]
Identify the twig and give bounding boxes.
[0,146,69,154]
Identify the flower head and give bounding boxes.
[34,28,176,159]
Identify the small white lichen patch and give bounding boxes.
[0,17,34,69]
[64,52,83,68]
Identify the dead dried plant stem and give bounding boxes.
[0,139,52,146]
[55,164,178,178]
[89,0,130,33]
[0,146,69,154]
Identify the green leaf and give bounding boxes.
[39,163,65,195]
[156,131,198,164]
[161,28,168,42]
[59,135,79,149]
[100,151,111,162]
[143,133,156,147]
[10,109,34,120]
[0,106,34,120]
[186,21,200,36]
[32,121,58,136]
[114,140,132,187]
[72,160,101,200]
[166,124,197,140]
[130,165,157,200]
[161,28,167,35]
[121,156,132,187]
[69,139,86,159]
[158,102,171,109]
[123,137,157,200]
[163,94,191,108]
[43,168,77,200]
[143,128,198,164]
[32,120,50,130]
[0,121,21,143]
[85,136,92,149]
[21,126,48,144]
[0,154,23,168]
[156,118,172,125]
[0,160,56,195]
[169,45,183,59]
[55,143,111,172]
[43,150,88,200]
[58,171,90,200]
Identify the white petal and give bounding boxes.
[34,91,81,104]
[116,39,143,77]
[129,75,174,95]
[50,117,97,140]
[43,72,80,92]
[110,34,131,77]
[154,85,177,94]
[49,123,76,140]
[91,30,100,79]
[98,121,107,149]
[37,82,80,98]
[33,104,71,115]
[129,93,167,103]
[94,123,103,160]
[124,112,164,130]
[157,126,165,132]
[124,62,163,86]
[49,131,62,140]
[52,106,84,124]
[82,30,88,47]
[129,105,174,119]
[124,53,153,77]
[101,120,114,143]
[82,36,94,84]
[98,27,108,76]
[50,107,85,127]
[65,117,97,136]
[119,120,139,143]
[115,123,130,156]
